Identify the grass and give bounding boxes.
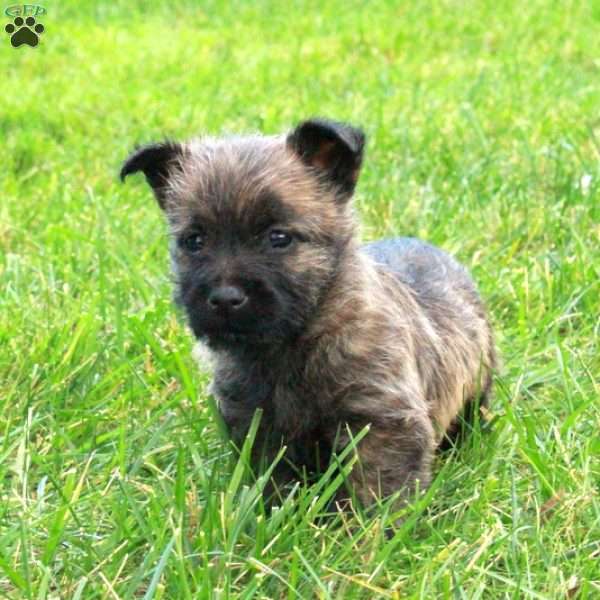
[1,0,599,597]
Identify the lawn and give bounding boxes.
[1,0,599,597]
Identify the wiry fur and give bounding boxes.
[121,118,497,509]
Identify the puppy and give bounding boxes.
[121,118,496,507]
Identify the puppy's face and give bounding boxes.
[121,119,365,349]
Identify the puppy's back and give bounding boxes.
[362,237,473,296]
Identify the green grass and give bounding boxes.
[1,0,599,597]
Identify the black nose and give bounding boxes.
[207,285,248,311]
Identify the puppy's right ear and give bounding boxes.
[120,142,185,209]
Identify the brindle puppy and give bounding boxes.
[121,118,497,507]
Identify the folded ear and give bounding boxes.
[287,118,365,200]
[120,141,185,209]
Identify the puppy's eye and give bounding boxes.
[181,233,205,253]
[269,230,293,249]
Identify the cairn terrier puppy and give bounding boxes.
[121,118,496,508]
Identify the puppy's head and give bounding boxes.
[121,118,366,349]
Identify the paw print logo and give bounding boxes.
[5,16,44,47]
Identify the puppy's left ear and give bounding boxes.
[287,118,366,200]
[120,141,185,209]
